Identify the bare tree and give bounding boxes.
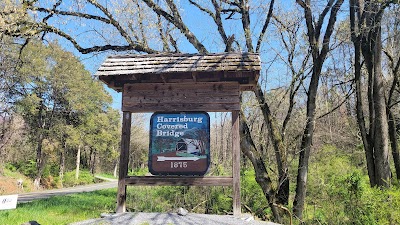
[293,0,344,219]
[350,0,395,187]
[383,5,400,181]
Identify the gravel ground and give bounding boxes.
[70,212,280,225]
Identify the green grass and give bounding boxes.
[0,188,117,225]
[95,173,118,180]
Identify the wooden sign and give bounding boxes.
[149,112,210,175]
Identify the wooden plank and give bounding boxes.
[232,111,241,216]
[124,176,233,186]
[100,60,260,67]
[122,102,240,112]
[95,65,261,76]
[240,84,256,92]
[122,97,238,105]
[96,71,260,85]
[116,111,132,213]
[103,56,259,62]
[106,54,260,62]
[97,64,260,72]
[106,53,259,60]
[124,82,239,92]
[108,52,258,58]
[123,95,239,104]
[122,82,240,112]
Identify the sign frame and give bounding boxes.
[148,111,210,176]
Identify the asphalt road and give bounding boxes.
[17,180,118,203]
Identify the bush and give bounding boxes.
[304,145,400,224]
[63,170,95,187]
[241,169,270,220]
[17,160,37,178]
[5,163,17,172]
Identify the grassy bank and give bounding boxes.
[0,189,116,225]
[1,147,400,225]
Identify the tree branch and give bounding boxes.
[142,0,208,53]
[40,24,157,54]
[157,15,171,52]
[256,0,275,52]
[26,6,111,24]
[315,0,335,40]
[317,87,355,119]
[87,0,135,48]
[239,0,253,52]
[320,0,345,62]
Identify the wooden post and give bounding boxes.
[116,111,132,213]
[232,111,241,216]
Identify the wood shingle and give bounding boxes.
[95,53,261,92]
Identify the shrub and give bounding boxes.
[63,170,95,187]
[17,160,37,178]
[304,145,400,224]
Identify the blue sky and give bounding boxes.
[35,0,312,122]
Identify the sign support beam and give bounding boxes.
[116,111,131,213]
[232,110,241,216]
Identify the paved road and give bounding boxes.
[17,180,118,203]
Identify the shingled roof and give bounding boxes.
[95,53,261,92]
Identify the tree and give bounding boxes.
[293,0,344,219]
[350,0,395,187]
[383,4,400,181]
[6,40,114,188]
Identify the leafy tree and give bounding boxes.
[6,40,116,188]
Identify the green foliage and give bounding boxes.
[4,163,17,172]
[123,168,269,218]
[1,39,120,185]
[129,168,149,176]
[304,145,400,224]
[95,173,118,180]
[8,160,37,178]
[63,170,95,187]
[0,189,116,225]
[207,187,232,214]
[241,169,269,219]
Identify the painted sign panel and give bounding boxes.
[149,112,210,175]
[0,195,18,210]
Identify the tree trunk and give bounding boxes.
[59,141,66,187]
[75,145,81,180]
[253,84,289,205]
[372,28,391,187]
[293,0,344,219]
[293,68,320,219]
[34,134,45,190]
[388,110,400,180]
[89,148,96,175]
[239,112,282,223]
[113,160,118,178]
[350,0,376,186]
